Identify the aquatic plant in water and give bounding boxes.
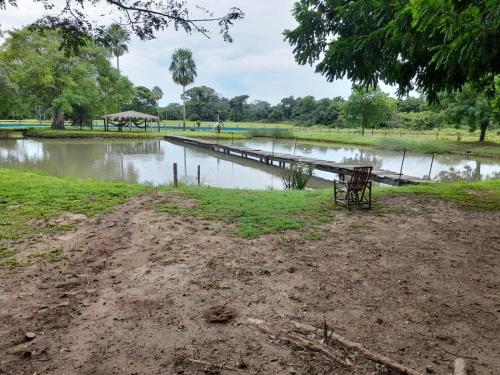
[281,163,314,190]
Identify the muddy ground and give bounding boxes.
[0,192,499,375]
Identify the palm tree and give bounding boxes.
[106,24,130,73]
[152,86,163,120]
[169,48,196,130]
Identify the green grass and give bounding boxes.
[158,187,335,238]
[24,128,161,139]
[24,127,250,140]
[0,165,498,263]
[270,132,500,157]
[0,247,15,257]
[30,249,65,262]
[0,167,150,242]
[377,179,500,209]
[19,124,500,158]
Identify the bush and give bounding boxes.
[281,163,314,190]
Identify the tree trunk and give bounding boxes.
[361,114,367,136]
[182,85,186,130]
[479,122,487,142]
[51,107,65,129]
[116,55,120,73]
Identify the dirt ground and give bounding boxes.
[1,192,499,375]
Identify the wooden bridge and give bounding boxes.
[165,135,431,186]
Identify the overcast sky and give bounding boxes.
[1,0,397,105]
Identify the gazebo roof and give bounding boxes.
[103,111,159,121]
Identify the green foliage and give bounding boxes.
[125,86,159,114]
[397,97,425,113]
[185,86,228,121]
[170,48,197,88]
[170,48,197,127]
[0,167,149,241]
[281,163,314,190]
[343,86,395,133]
[284,1,500,101]
[229,95,250,122]
[105,23,130,71]
[159,187,334,238]
[24,128,160,139]
[439,84,499,141]
[0,27,135,128]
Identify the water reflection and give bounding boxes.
[0,139,332,189]
[0,138,498,188]
[229,139,500,183]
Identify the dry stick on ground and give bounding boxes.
[247,318,352,368]
[290,321,424,375]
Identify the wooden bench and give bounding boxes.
[334,166,373,209]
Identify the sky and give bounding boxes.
[0,0,397,106]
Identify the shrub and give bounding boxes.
[281,163,314,190]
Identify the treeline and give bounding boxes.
[132,83,499,140]
[0,26,498,141]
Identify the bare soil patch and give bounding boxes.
[1,192,499,374]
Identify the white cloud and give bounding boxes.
[0,0,399,105]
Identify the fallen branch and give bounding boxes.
[248,318,352,368]
[291,321,423,375]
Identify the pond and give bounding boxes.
[0,138,498,189]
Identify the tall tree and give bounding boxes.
[184,86,224,121]
[0,27,134,129]
[169,48,197,129]
[125,86,157,114]
[105,23,130,72]
[152,86,163,119]
[284,1,500,139]
[285,1,500,99]
[441,85,499,142]
[229,95,249,122]
[344,86,394,135]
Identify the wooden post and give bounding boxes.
[173,163,178,187]
[197,165,200,187]
[428,153,435,180]
[399,148,406,181]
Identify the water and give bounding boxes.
[227,139,500,183]
[0,138,498,189]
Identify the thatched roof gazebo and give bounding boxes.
[102,111,160,132]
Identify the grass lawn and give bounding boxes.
[23,127,250,140]
[158,187,335,238]
[258,131,500,158]
[377,179,500,210]
[0,168,150,243]
[0,166,498,266]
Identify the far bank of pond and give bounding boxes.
[0,138,499,189]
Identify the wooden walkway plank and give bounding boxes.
[165,136,432,186]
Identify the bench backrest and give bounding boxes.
[350,166,372,191]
